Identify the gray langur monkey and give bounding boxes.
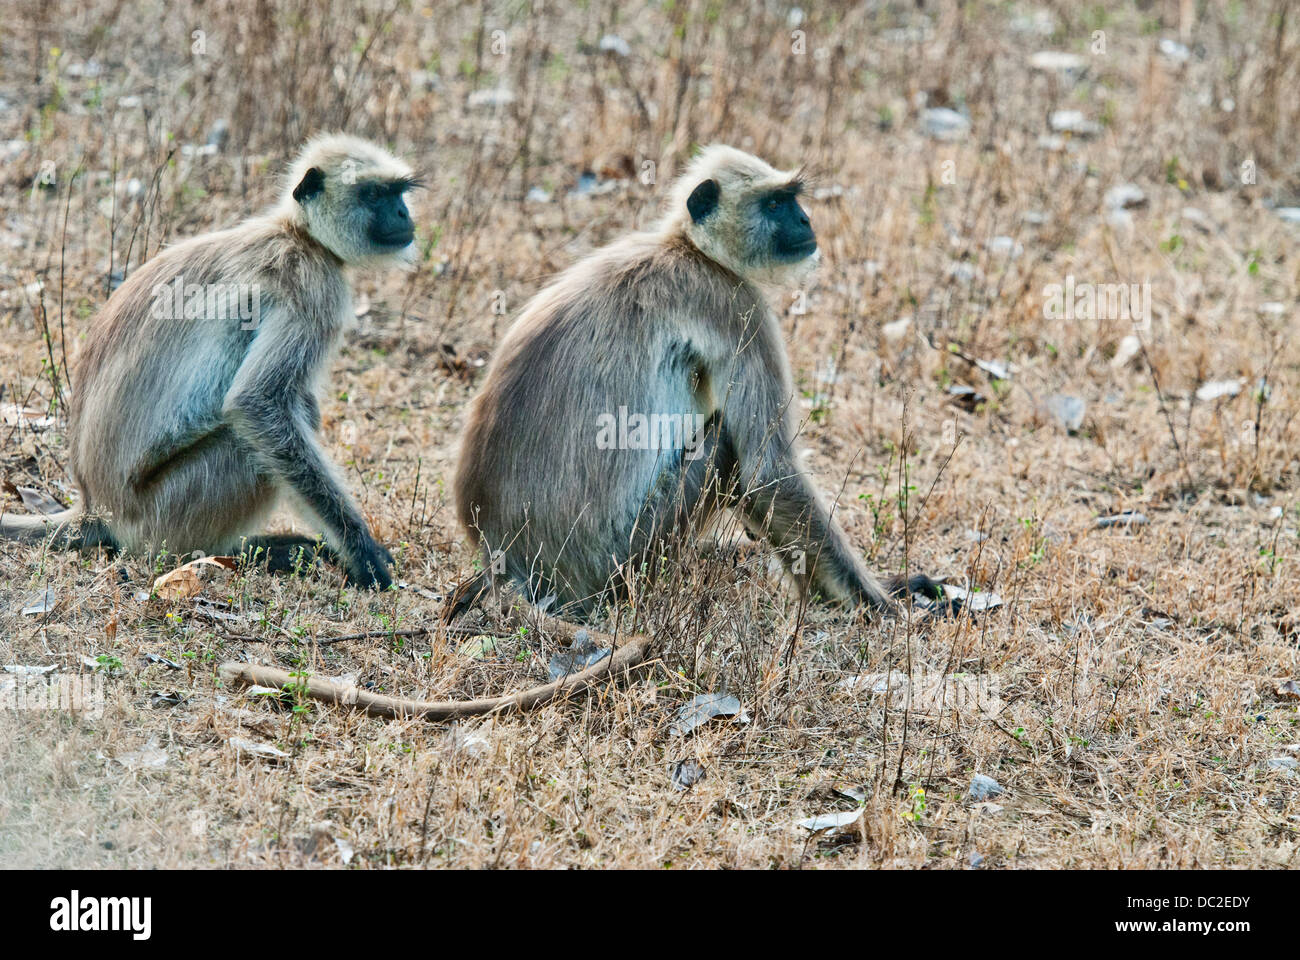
[1,133,420,588]
[450,144,940,620]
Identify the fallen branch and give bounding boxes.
[219,623,652,720]
[313,625,482,646]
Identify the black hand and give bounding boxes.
[346,538,394,590]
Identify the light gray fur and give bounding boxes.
[2,134,414,588]
[454,145,891,616]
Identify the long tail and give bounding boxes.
[221,629,651,721]
[221,607,653,721]
[0,504,114,549]
[1,505,81,542]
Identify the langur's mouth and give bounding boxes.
[777,239,818,261]
[375,230,415,248]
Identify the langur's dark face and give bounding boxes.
[686,176,817,270]
[359,179,416,249]
[761,187,816,262]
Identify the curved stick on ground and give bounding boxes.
[218,628,652,721]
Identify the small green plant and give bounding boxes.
[901,783,927,822]
[283,669,313,718]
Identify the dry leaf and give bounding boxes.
[548,643,611,680]
[671,759,706,791]
[1,404,56,428]
[458,636,500,659]
[228,737,291,761]
[151,555,238,600]
[670,693,750,736]
[16,486,65,515]
[116,740,168,770]
[797,808,864,837]
[19,588,57,616]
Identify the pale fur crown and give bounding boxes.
[276,133,417,267]
[659,144,818,285]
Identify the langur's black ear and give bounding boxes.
[686,179,720,224]
[292,167,326,204]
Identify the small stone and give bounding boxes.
[921,107,970,141]
[1028,51,1086,74]
[1111,334,1142,369]
[1195,379,1244,402]
[207,119,230,151]
[68,59,104,78]
[968,774,1004,801]
[1011,10,1056,35]
[881,316,912,343]
[467,88,514,109]
[1096,511,1148,528]
[1266,757,1298,774]
[947,261,983,285]
[947,384,986,410]
[1104,183,1147,210]
[1049,109,1100,136]
[598,34,630,57]
[1044,393,1086,431]
[1181,207,1211,231]
[986,236,1023,258]
[1158,38,1191,64]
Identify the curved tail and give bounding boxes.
[0,504,112,549]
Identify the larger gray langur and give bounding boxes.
[0,133,421,588]
[451,144,939,620]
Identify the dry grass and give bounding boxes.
[2,0,1299,869]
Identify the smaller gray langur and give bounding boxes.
[1,134,421,588]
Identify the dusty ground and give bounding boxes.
[1,1,1298,869]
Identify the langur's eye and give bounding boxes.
[767,198,780,211]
